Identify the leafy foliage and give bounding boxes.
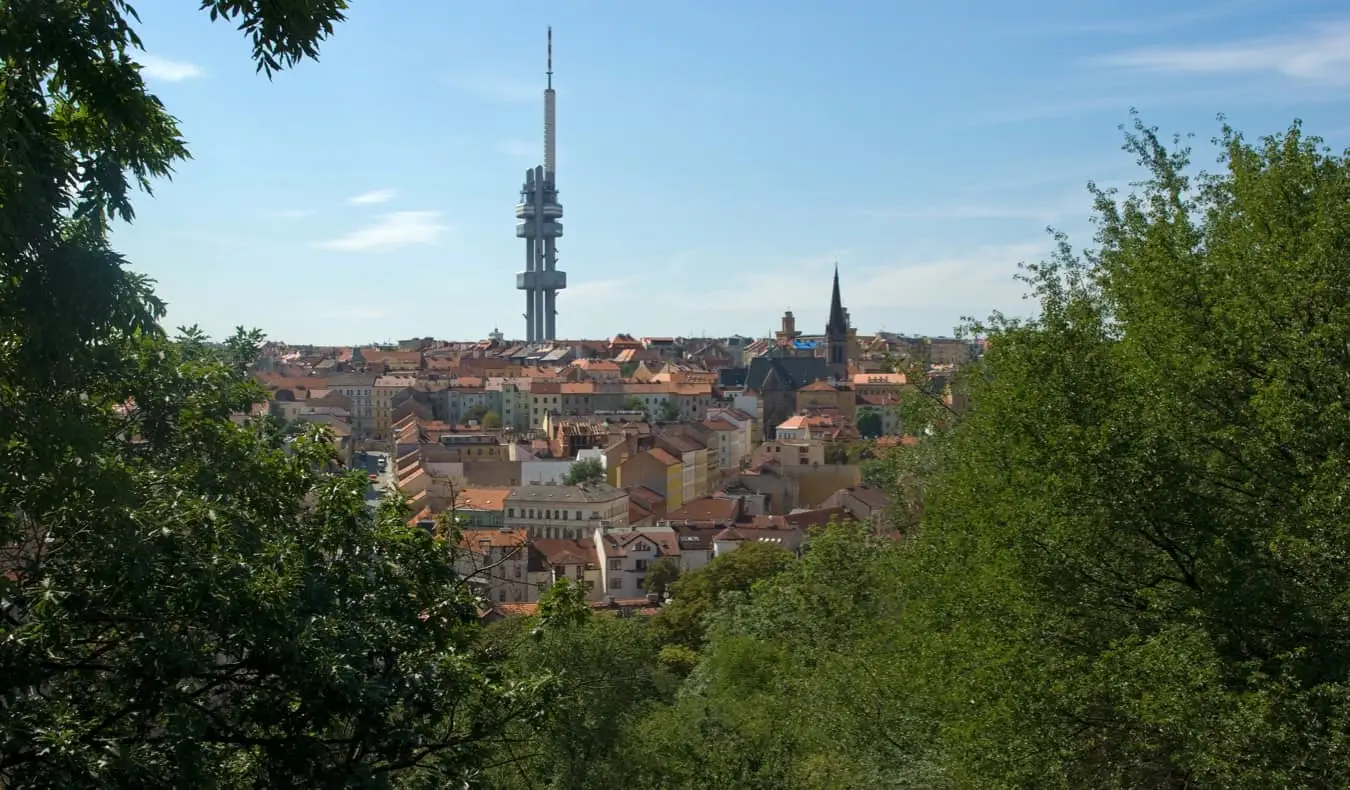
[643,556,680,596]
[855,410,883,438]
[0,2,537,786]
[657,398,681,422]
[562,457,604,486]
[904,117,1350,786]
[649,542,794,650]
[479,591,667,789]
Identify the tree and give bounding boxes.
[650,542,795,649]
[535,577,592,631]
[464,404,489,424]
[618,525,928,789]
[620,396,646,413]
[481,410,502,429]
[855,411,883,438]
[0,3,541,785]
[657,398,681,422]
[644,556,681,596]
[563,457,605,486]
[900,118,1350,786]
[479,585,666,789]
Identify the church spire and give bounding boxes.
[826,262,848,335]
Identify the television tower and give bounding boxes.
[515,26,566,342]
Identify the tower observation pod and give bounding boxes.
[515,26,566,342]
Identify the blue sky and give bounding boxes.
[112,0,1350,345]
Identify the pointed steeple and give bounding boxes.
[826,263,848,335]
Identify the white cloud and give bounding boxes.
[297,303,392,321]
[347,188,397,206]
[314,211,449,253]
[688,243,1048,316]
[1012,3,1258,38]
[560,243,1041,322]
[863,204,1066,223]
[495,139,538,159]
[1092,21,1350,84]
[862,184,1109,225]
[444,73,540,104]
[139,54,204,82]
[562,280,630,301]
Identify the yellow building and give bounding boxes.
[617,448,684,512]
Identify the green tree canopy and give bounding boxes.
[644,556,681,596]
[0,2,540,785]
[478,584,666,789]
[562,457,605,486]
[657,398,681,422]
[855,410,883,438]
[905,117,1350,786]
[650,542,794,650]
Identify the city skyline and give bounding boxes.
[108,0,1350,344]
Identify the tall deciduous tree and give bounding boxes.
[909,117,1350,787]
[0,2,539,786]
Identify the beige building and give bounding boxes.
[373,375,416,439]
[327,373,377,438]
[504,482,630,539]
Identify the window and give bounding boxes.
[635,559,648,571]
[514,564,522,579]
[575,510,581,520]
[609,577,622,590]
[497,590,506,602]
[508,508,515,518]
[608,558,622,571]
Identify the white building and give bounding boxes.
[504,482,629,540]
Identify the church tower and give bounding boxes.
[825,264,850,379]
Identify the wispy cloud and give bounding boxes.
[862,187,1101,224]
[698,243,1048,315]
[495,139,538,159]
[863,205,1065,223]
[1012,2,1261,37]
[563,280,631,301]
[1091,21,1350,84]
[298,304,392,321]
[554,244,1046,338]
[347,188,397,206]
[139,54,204,82]
[959,164,1125,194]
[969,83,1286,126]
[444,73,540,104]
[314,211,449,253]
